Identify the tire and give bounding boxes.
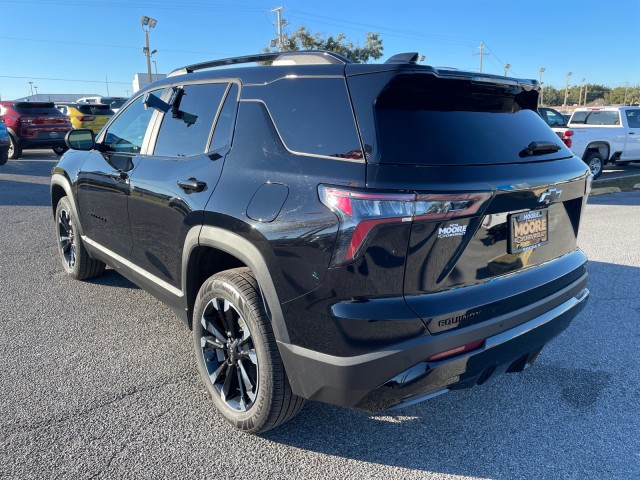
[52,145,68,156]
[193,267,304,433]
[8,135,21,159]
[0,146,7,166]
[54,196,106,280]
[585,152,604,180]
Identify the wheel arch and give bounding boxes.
[182,225,290,344]
[50,173,84,237]
[582,142,610,163]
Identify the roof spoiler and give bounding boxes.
[385,52,422,64]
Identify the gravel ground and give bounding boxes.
[1,152,638,479]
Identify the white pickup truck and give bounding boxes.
[567,106,640,178]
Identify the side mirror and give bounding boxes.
[65,129,95,151]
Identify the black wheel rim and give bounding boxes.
[200,297,258,412]
[58,208,76,268]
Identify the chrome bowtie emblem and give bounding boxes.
[538,188,562,204]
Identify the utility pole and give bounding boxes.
[271,6,284,52]
[578,78,585,106]
[474,41,489,73]
[28,81,34,99]
[105,75,110,96]
[538,68,545,106]
[624,82,629,105]
[583,84,589,106]
[503,63,511,76]
[563,71,572,109]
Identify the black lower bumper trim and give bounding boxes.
[278,280,589,412]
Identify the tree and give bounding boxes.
[266,26,383,63]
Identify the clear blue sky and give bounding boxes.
[0,0,638,100]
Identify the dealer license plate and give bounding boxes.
[509,209,548,254]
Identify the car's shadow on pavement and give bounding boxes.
[87,268,140,290]
[1,156,58,178]
[262,260,639,479]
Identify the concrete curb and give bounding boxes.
[590,187,622,195]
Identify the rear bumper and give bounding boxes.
[278,275,589,412]
[17,131,69,149]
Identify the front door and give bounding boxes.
[76,91,163,258]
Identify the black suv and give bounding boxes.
[51,51,591,433]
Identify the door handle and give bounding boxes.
[177,178,207,193]
[629,132,636,135]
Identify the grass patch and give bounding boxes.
[593,175,640,192]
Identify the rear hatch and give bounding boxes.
[347,67,590,332]
[74,104,114,132]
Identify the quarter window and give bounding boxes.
[153,83,228,157]
[210,84,239,152]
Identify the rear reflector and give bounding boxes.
[426,339,485,362]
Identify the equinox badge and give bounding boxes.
[538,188,562,204]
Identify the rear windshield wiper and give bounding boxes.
[520,141,562,157]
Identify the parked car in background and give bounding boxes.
[0,115,10,165]
[0,101,72,158]
[538,106,573,149]
[51,50,591,433]
[567,106,640,178]
[56,103,114,134]
[76,96,127,112]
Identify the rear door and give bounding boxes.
[127,82,238,290]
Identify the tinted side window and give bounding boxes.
[104,89,164,153]
[153,83,227,157]
[254,78,362,159]
[210,84,239,152]
[625,110,640,128]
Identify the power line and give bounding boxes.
[0,75,130,85]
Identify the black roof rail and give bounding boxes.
[168,50,352,77]
[385,52,421,64]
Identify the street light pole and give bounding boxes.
[28,81,34,99]
[503,63,511,76]
[538,67,545,106]
[141,16,157,85]
[153,60,158,82]
[563,72,572,109]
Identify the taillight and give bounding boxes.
[77,116,95,121]
[562,129,573,148]
[319,185,491,266]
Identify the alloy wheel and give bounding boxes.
[58,209,76,268]
[200,297,258,411]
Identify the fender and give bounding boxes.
[50,173,84,237]
[182,225,291,344]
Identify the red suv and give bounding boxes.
[0,101,72,158]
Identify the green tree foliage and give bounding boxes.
[608,86,640,105]
[266,26,383,63]
[540,85,562,106]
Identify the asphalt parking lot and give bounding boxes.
[1,151,639,479]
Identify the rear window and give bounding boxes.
[14,102,63,116]
[570,110,620,125]
[100,97,127,109]
[375,74,565,165]
[76,105,114,115]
